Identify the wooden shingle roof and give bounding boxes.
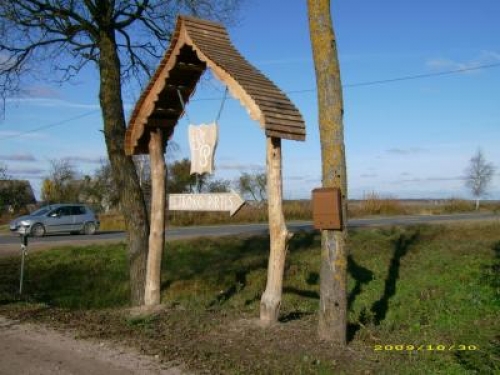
[125,16,306,155]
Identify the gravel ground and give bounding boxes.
[0,316,189,375]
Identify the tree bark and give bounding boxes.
[308,0,349,344]
[145,129,167,306]
[98,28,149,306]
[260,136,290,324]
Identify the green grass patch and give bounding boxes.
[0,222,499,374]
[0,243,130,308]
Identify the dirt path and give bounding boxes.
[0,316,189,375]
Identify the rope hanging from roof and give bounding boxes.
[176,88,191,124]
[214,86,228,123]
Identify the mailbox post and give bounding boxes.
[17,226,29,295]
[312,187,343,230]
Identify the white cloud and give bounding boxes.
[65,156,104,164]
[0,130,47,140]
[426,50,500,73]
[218,162,264,171]
[24,85,60,99]
[6,97,100,110]
[386,147,427,155]
[9,167,45,176]
[287,175,309,181]
[0,153,37,162]
[396,176,465,184]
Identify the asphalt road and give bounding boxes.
[0,213,498,255]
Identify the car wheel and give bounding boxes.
[83,222,96,235]
[31,223,46,237]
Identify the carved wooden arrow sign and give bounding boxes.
[168,191,245,216]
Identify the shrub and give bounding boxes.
[441,198,474,214]
[349,192,407,217]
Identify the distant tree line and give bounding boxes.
[0,163,36,213]
[36,157,266,212]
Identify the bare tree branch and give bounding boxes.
[1,0,242,101]
[0,0,243,306]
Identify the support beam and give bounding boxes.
[144,128,167,306]
[260,136,291,324]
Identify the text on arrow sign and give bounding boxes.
[168,192,245,216]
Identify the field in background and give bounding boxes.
[0,221,498,374]
[98,195,500,231]
[1,195,499,232]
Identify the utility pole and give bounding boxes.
[308,0,349,345]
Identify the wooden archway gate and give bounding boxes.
[125,16,306,324]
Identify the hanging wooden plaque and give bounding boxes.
[188,122,218,175]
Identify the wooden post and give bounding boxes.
[260,136,291,324]
[144,128,166,306]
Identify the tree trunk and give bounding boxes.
[98,29,149,306]
[145,129,167,306]
[475,198,480,211]
[260,136,290,324]
[308,0,349,344]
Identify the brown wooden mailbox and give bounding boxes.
[312,188,343,230]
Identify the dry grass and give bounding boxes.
[436,198,475,214]
[348,192,407,217]
[97,212,126,231]
[89,194,497,232]
[98,201,313,230]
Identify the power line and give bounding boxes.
[0,109,99,141]
[284,61,500,93]
[1,61,499,141]
[344,62,500,88]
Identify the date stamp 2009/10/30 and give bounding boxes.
[374,344,478,351]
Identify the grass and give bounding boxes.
[98,201,309,230]
[0,243,130,308]
[0,222,499,374]
[349,192,408,217]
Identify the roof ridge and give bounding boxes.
[126,16,305,155]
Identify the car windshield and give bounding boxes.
[30,207,52,216]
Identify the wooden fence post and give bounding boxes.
[260,136,291,324]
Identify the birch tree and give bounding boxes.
[465,149,495,210]
[308,0,349,344]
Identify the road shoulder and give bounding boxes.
[0,316,188,375]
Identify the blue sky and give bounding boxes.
[1,0,499,200]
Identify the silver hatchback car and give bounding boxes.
[10,204,100,237]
